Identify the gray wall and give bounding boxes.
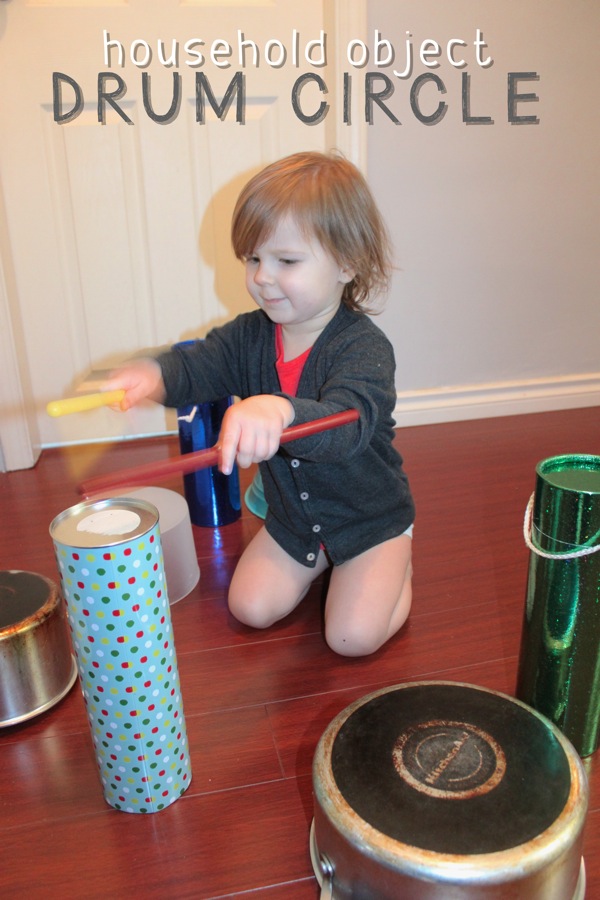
[367,1,599,424]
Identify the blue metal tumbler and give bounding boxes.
[173,340,240,528]
[176,395,241,527]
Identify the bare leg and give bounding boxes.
[324,533,412,657]
[228,526,329,628]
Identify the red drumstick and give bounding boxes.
[78,408,359,497]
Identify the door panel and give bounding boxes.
[0,0,332,455]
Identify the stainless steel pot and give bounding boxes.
[0,570,77,726]
[312,682,588,899]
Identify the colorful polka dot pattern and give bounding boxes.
[53,522,192,813]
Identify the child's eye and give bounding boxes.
[280,258,299,265]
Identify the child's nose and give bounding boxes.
[254,262,273,285]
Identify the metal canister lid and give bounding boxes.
[537,454,600,494]
[50,498,159,550]
[533,454,600,552]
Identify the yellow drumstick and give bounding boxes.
[46,390,126,417]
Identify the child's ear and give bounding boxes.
[339,264,356,284]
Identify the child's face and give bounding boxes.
[244,216,354,332]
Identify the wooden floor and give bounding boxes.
[0,407,598,899]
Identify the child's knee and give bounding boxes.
[325,581,412,657]
[324,621,385,657]
[228,588,274,629]
[228,581,310,629]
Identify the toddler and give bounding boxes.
[108,151,415,656]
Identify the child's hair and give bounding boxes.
[231,151,392,312]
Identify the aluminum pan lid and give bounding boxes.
[50,498,159,549]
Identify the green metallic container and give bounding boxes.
[516,454,600,757]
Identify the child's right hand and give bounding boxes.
[217,394,294,475]
[103,358,166,411]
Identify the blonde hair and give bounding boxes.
[231,151,392,312]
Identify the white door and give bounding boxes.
[0,0,364,468]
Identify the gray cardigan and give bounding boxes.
[158,304,415,567]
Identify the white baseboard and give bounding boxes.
[393,373,600,427]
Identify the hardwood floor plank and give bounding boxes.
[175,597,522,718]
[0,408,597,898]
[183,706,284,795]
[0,728,100,829]
[0,776,316,899]
[170,579,326,654]
[266,655,518,780]
[0,705,287,831]
[225,881,317,899]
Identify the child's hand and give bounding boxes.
[218,395,294,475]
[103,359,166,411]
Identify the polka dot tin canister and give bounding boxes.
[50,498,192,813]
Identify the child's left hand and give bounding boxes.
[218,395,295,475]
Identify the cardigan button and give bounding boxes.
[300,492,309,501]
[306,552,316,562]
[312,524,321,533]
[291,459,300,468]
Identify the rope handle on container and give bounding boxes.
[523,493,600,560]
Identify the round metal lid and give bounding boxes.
[50,498,159,550]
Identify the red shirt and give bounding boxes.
[275,324,311,396]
